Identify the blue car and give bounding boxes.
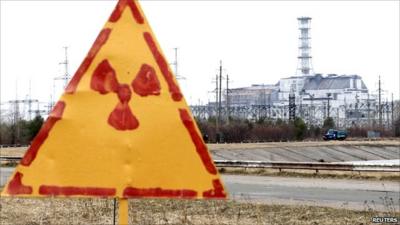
[323,129,347,141]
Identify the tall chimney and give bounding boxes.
[296,17,313,76]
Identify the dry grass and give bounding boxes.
[1,197,399,225]
[218,168,400,182]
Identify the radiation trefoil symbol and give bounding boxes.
[91,59,161,131]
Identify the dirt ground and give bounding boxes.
[1,197,398,225]
[208,139,400,151]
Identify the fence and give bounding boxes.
[1,157,398,172]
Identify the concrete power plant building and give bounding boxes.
[203,17,386,128]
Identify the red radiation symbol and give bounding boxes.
[90,59,161,131]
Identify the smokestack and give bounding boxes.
[297,17,313,76]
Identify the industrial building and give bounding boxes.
[226,73,377,127]
[192,17,393,128]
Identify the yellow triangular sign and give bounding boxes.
[2,0,226,199]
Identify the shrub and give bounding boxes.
[293,117,307,140]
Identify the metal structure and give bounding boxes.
[288,94,296,121]
[297,17,313,76]
[1,157,399,173]
[218,61,223,128]
[288,80,296,121]
[54,46,70,88]
[225,74,230,123]
[214,160,400,172]
[171,47,185,80]
[378,75,382,127]
[191,99,396,128]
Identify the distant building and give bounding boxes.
[222,15,379,126]
[228,84,278,107]
[223,73,377,126]
[191,17,390,127]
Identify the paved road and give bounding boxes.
[225,175,400,211]
[1,167,399,211]
[0,167,14,187]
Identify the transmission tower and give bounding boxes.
[218,61,223,126]
[355,93,359,124]
[378,75,382,127]
[26,80,40,120]
[171,48,185,80]
[226,74,230,124]
[386,99,390,129]
[215,73,219,132]
[55,46,70,88]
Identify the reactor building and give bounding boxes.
[193,17,387,128]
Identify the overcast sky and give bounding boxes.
[1,0,399,109]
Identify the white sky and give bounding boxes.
[1,0,399,108]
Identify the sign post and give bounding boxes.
[119,198,128,225]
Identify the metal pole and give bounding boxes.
[327,93,331,119]
[118,198,128,225]
[386,100,390,130]
[344,97,347,128]
[218,60,222,125]
[355,93,359,125]
[379,75,382,128]
[311,95,314,125]
[226,74,230,124]
[174,47,178,78]
[367,93,370,127]
[336,108,339,128]
[215,74,219,136]
[28,80,32,120]
[15,80,20,144]
[63,46,69,88]
[391,93,394,133]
